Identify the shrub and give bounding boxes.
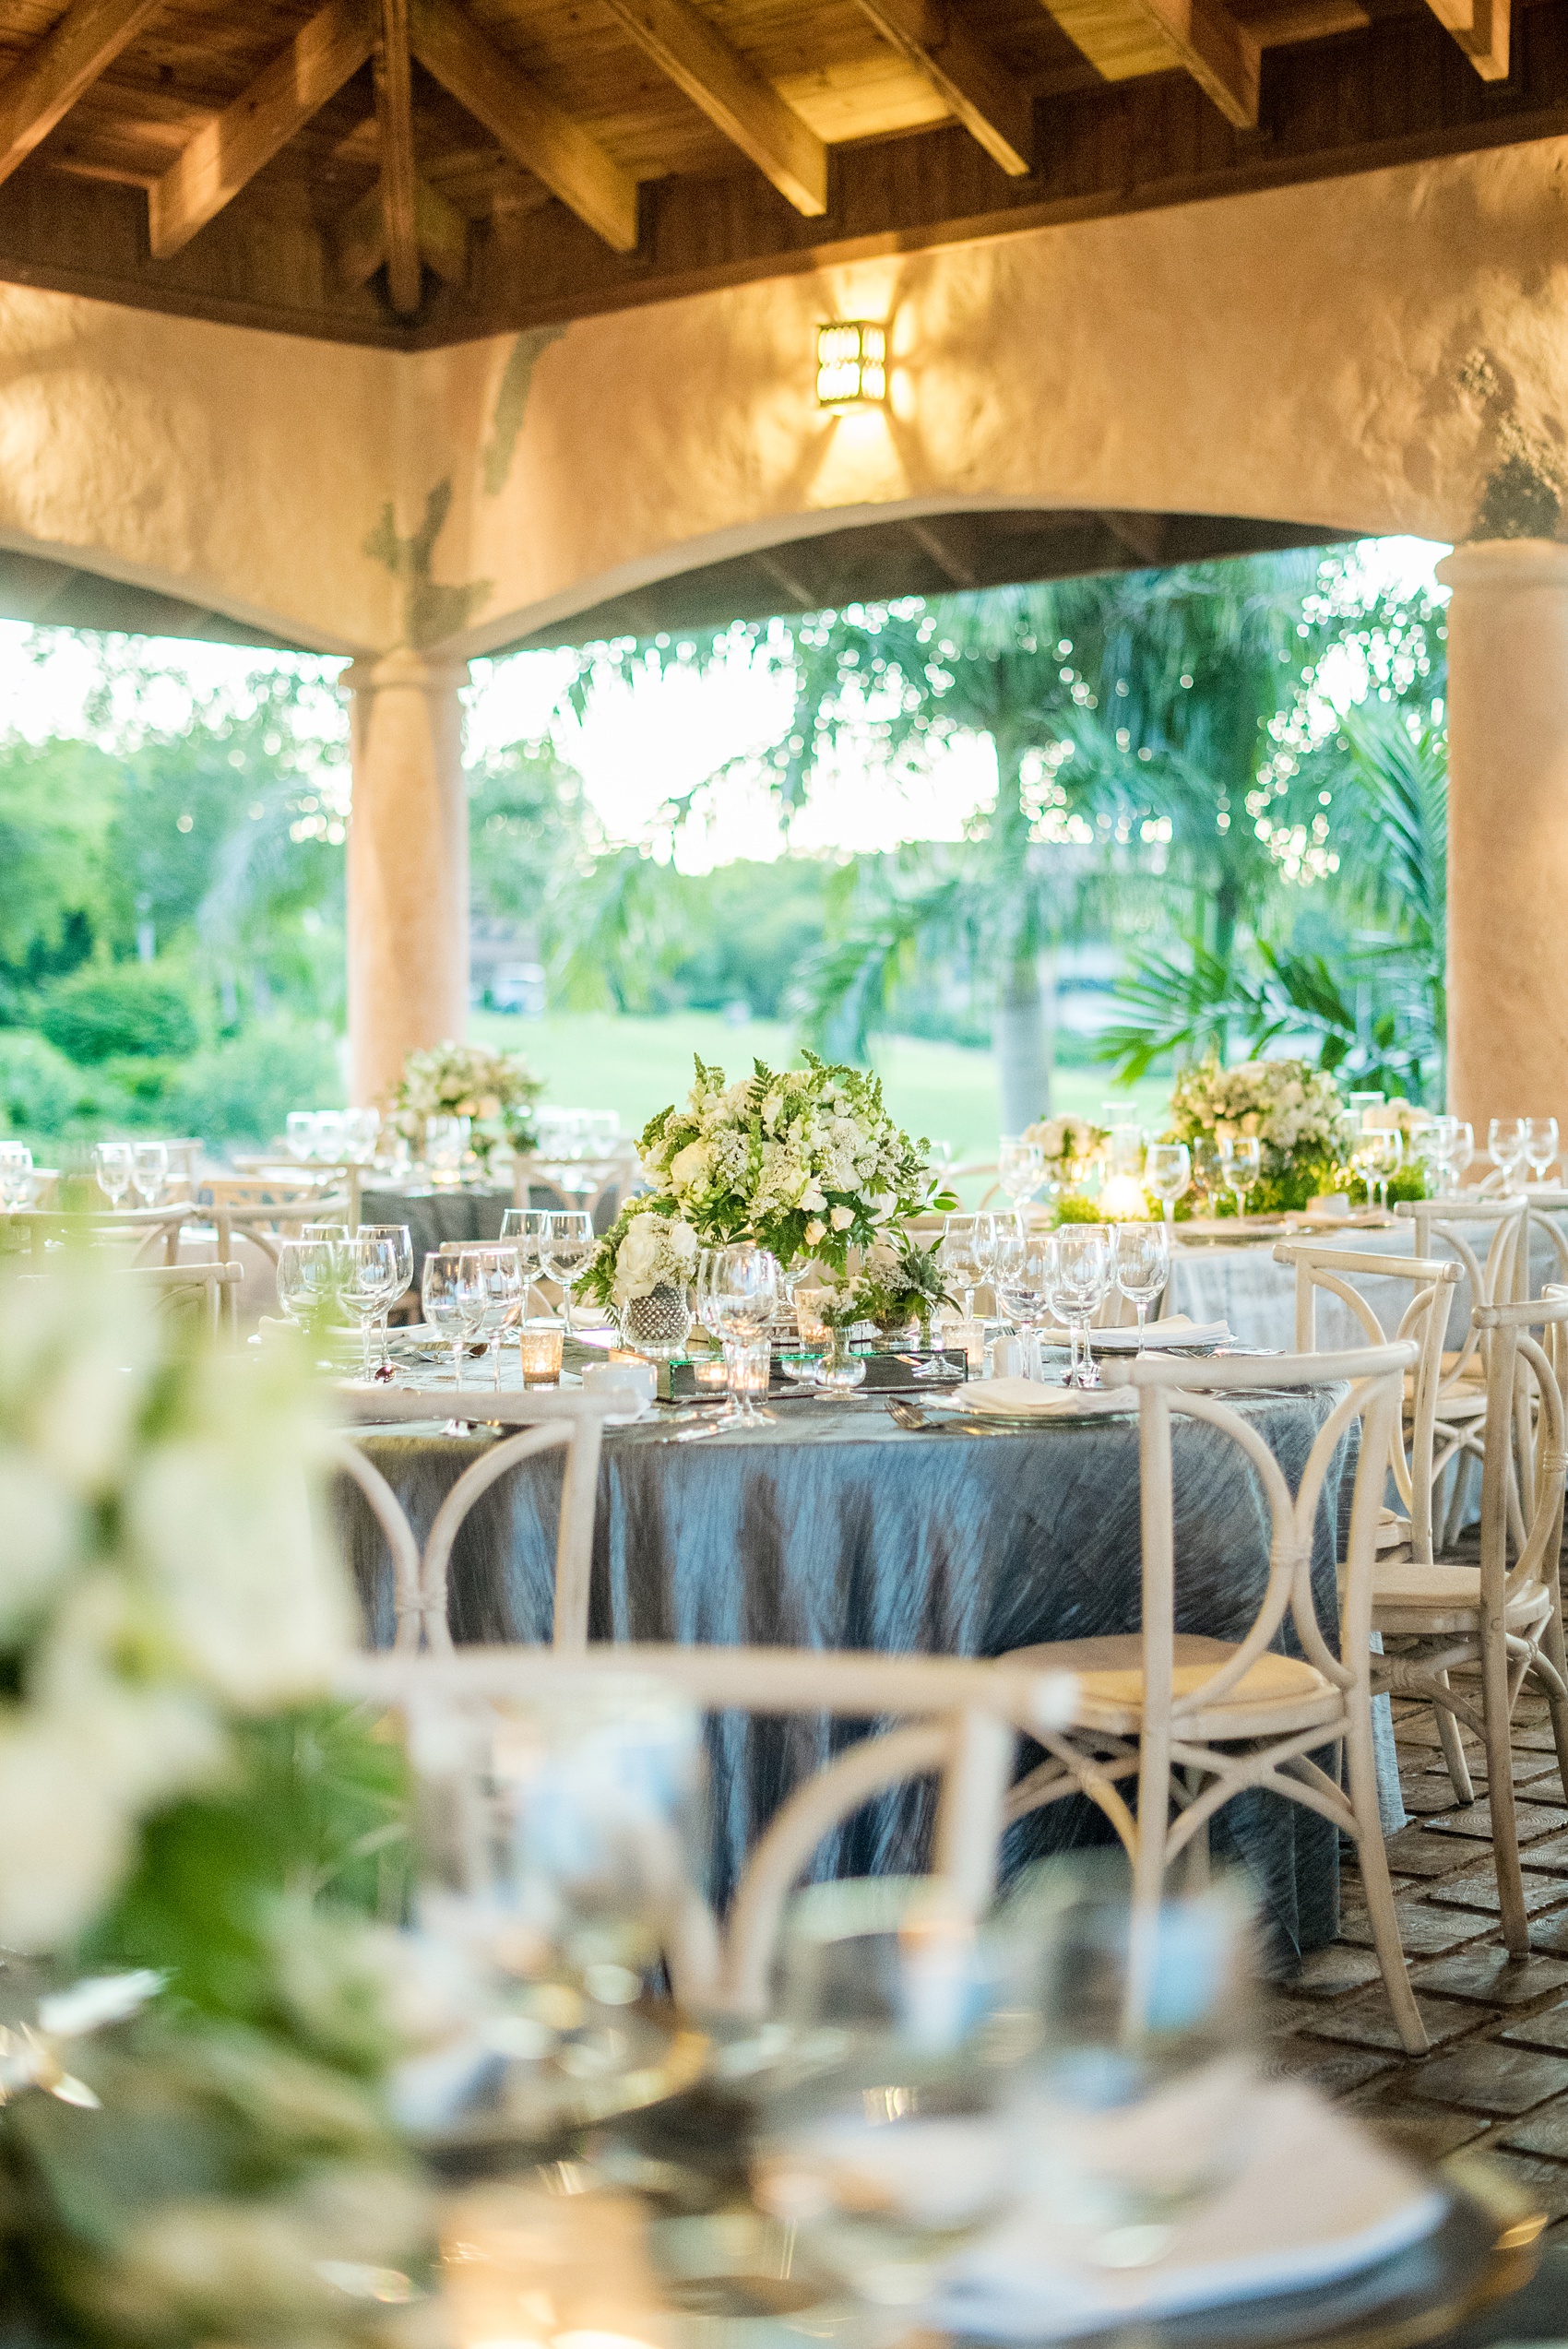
[40,965,199,1064]
[0,1032,112,1136]
[162,1022,341,1146]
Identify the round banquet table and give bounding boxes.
[340,1382,1358,1964]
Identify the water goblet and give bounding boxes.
[422,1252,474,1389]
[1352,1127,1400,1216]
[1049,1224,1111,1389]
[132,1139,168,1209]
[1190,1136,1223,1213]
[540,1209,595,1335]
[997,1137,1046,1217]
[710,1243,780,1426]
[1489,1117,1528,1195]
[992,1228,1053,1380]
[1111,1222,1170,1354]
[1216,1136,1260,1222]
[342,1107,382,1164]
[300,1221,350,1243]
[1526,1117,1560,1186]
[940,1215,984,1325]
[501,1206,550,1318]
[468,1244,525,1387]
[1143,1144,1190,1239]
[93,1141,133,1208]
[1447,1121,1475,1189]
[286,1110,318,1162]
[425,1114,470,1182]
[276,1236,339,1342]
[340,1234,399,1381]
[358,1221,413,1376]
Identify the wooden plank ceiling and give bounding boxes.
[0,0,1556,346]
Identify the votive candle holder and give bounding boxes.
[517,1322,564,1385]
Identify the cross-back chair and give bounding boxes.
[8,1202,193,1265]
[994,1343,1428,2054]
[126,1258,244,1340]
[1394,1195,1531,1550]
[328,1386,612,1654]
[1273,1240,1458,1565]
[338,1643,1078,2017]
[1372,1294,1568,1949]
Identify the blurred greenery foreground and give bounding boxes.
[0,1263,438,2349]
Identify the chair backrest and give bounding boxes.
[8,1203,192,1265]
[207,1192,356,1272]
[125,1259,244,1341]
[1474,1295,1568,1612]
[328,1386,613,1653]
[1273,1240,1458,1561]
[338,1643,1078,2016]
[1099,1344,1413,1750]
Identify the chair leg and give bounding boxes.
[1433,1676,1478,1805]
[1537,1604,1568,1807]
[1345,1703,1428,2056]
[1482,1628,1531,1958]
[1178,1767,1210,1891]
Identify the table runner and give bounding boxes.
[341,1383,1355,1964]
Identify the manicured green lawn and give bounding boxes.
[469,1009,1168,1157]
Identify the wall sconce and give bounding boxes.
[816,320,886,409]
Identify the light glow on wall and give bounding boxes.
[815,320,886,409]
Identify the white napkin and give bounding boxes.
[931,2078,1443,2341]
[1089,1317,1232,1353]
[962,1379,1133,1418]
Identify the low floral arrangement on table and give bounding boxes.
[820,1234,954,1341]
[1165,1055,1356,1215]
[386,1038,542,1173]
[0,1266,437,2349]
[1024,1114,1109,1179]
[582,1053,949,1330]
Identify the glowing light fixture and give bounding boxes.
[816,320,886,409]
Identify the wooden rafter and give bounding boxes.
[1424,0,1510,77]
[338,167,466,288]
[850,0,1031,176]
[407,0,638,254]
[598,0,826,216]
[148,0,375,259]
[375,0,420,314]
[0,0,162,190]
[1123,0,1260,126]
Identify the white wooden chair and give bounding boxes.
[1394,1195,1530,1549]
[338,1643,1078,2017]
[1272,1240,1459,1563]
[1372,1294,1568,1952]
[994,1343,1429,2055]
[126,1259,244,1340]
[327,1386,612,1654]
[8,1202,193,1264]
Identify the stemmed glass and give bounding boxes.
[286,1110,318,1162]
[422,1251,475,1389]
[1217,1135,1260,1221]
[540,1209,594,1335]
[501,1207,550,1318]
[444,1243,525,1388]
[1143,1143,1190,1239]
[940,1215,985,1325]
[1353,1128,1401,1216]
[710,1243,779,1428]
[993,1228,1053,1380]
[1489,1117,1528,1194]
[340,1234,399,1382]
[1049,1224,1112,1389]
[358,1222,413,1377]
[1191,1136,1223,1213]
[343,1107,381,1164]
[1446,1121,1475,1191]
[425,1115,470,1181]
[997,1137,1046,1217]
[1526,1117,1560,1186]
[132,1140,168,1208]
[0,1144,30,1211]
[93,1142,133,1208]
[1112,1222,1170,1354]
[276,1236,339,1338]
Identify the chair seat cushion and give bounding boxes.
[1372,1559,1551,1635]
[1005,1633,1336,1735]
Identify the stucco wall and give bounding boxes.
[2,131,1566,656]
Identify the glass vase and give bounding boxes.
[619,1280,693,1361]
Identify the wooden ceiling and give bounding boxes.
[0,0,1558,346]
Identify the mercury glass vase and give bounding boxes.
[618,1280,693,1361]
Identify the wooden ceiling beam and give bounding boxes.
[1425,0,1510,77]
[1123,0,1261,126]
[148,0,374,258]
[850,0,1032,175]
[375,0,420,313]
[0,0,164,190]
[407,0,638,253]
[598,0,826,216]
[338,168,466,290]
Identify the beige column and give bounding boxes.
[1440,540,1568,1147]
[343,648,469,1107]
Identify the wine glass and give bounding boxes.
[301,1221,350,1243]
[286,1110,318,1162]
[342,1107,382,1164]
[340,1234,399,1381]
[710,1243,780,1427]
[997,1137,1046,1217]
[1353,1128,1400,1216]
[540,1209,595,1335]
[426,1114,470,1180]
[1143,1144,1190,1238]
[422,1251,474,1389]
[1112,1222,1170,1354]
[1489,1117,1528,1195]
[501,1207,550,1317]
[276,1236,339,1337]
[1526,1117,1560,1186]
[940,1216,984,1325]
[358,1222,413,1377]
[1447,1120,1475,1190]
[444,1242,524,1387]
[93,1142,133,1208]
[992,1228,1053,1381]
[1049,1225,1111,1389]
[132,1140,168,1208]
[1217,1135,1260,1221]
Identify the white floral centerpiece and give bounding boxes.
[596,1205,700,1357]
[1025,1114,1109,1181]
[1166,1055,1354,1213]
[584,1050,939,1305]
[1361,1096,1432,1139]
[386,1037,542,1173]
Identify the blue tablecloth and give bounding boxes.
[341,1382,1356,1964]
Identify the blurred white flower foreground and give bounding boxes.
[0,1265,350,1951]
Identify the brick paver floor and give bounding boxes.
[1268,1679,1568,2237]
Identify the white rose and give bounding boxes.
[669,1220,699,1263]
[830,1206,854,1231]
[804,1218,826,1246]
[0,1719,137,1951]
[668,1142,710,1192]
[0,1450,79,1638]
[800,1185,827,1213]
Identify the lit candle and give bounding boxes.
[517,1323,564,1385]
[692,1358,729,1391]
[795,1288,832,1347]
